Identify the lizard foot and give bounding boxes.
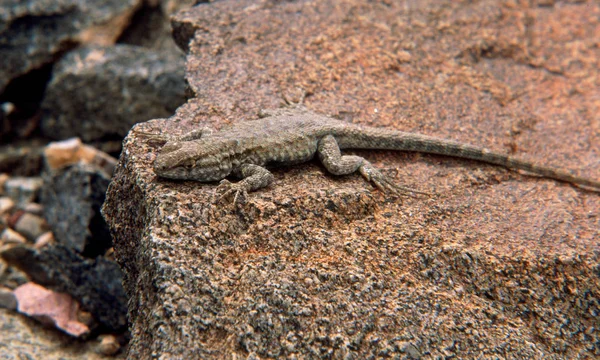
[213,179,249,205]
[359,163,431,197]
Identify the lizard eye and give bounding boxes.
[184,160,195,169]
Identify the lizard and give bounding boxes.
[149,106,600,203]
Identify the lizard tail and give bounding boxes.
[338,130,600,191]
[403,134,600,191]
[480,149,600,191]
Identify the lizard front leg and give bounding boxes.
[215,164,274,204]
[317,135,428,196]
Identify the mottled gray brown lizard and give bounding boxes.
[150,107,600,203]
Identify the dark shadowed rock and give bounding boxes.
[118,0,198,51]
[0,0,141,95]
[41,45,187,141]
[0,244,127,331]
[104,0,600,358]
[41,163,112,257]
[0,141,45,176]
[0,286,17,310]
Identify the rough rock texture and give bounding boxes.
[0,308,126,359]
[41,163,113,256]
[0,0,141,94]
[104,0,600,358]
[41,44,187,141]
[0,140,45,176]
[118,0,199,51]
[1,244,127,332]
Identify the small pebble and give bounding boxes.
[44,138,117,175]
[1,228,27,244]
[0,197,15,215]
[7,210,24,228]
[14,213,49,242]
[0,173,8,195]
[97,334,121,356]
[34,231,54,249]
[43,138,83,171]
[4,177,43,206]
[0,286,17,310]
[23,202,44,216]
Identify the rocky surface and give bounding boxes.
[118,0,199,51]
[0,0,197,357]
[0,308,126,359]
[0,0,141,94]
[0,141,45,176]
[1,244,128,332]
[41,45,187,141]
[0,140,127,354]
[41,162,114,256]
[104,0,600,358]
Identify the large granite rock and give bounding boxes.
[41,45,187,141]
[103,0,600,358]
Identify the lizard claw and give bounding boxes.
[359,163,431,198]
[214,179,249,205]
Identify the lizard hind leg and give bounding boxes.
[318,134,429,197]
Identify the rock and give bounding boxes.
[22,202,44,216]
[0,0,142,95]
[118,0,197,51]
[13,282,90,337]
[13,213,49,242]
[0,307,124,359]
[0,173,8,194]
[102,0,600,358]
[0,257,6,276]
[0,104,9,138]
[1,228,27,244]
[34,231,55,249]
[43,138,117,176]
[3,177,43,206]
[0,98,43,141]
[0,244,127,332]
[0,259,29,289]
[0,197,15,228]
[0,286,17,310]
[0,197,15,215]
[6,210,24,229]
[0,141,45,176]
[41,45,186,141]
[40,163,112,256]
[97,334,121,356]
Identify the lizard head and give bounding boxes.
[153,139,233,182]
